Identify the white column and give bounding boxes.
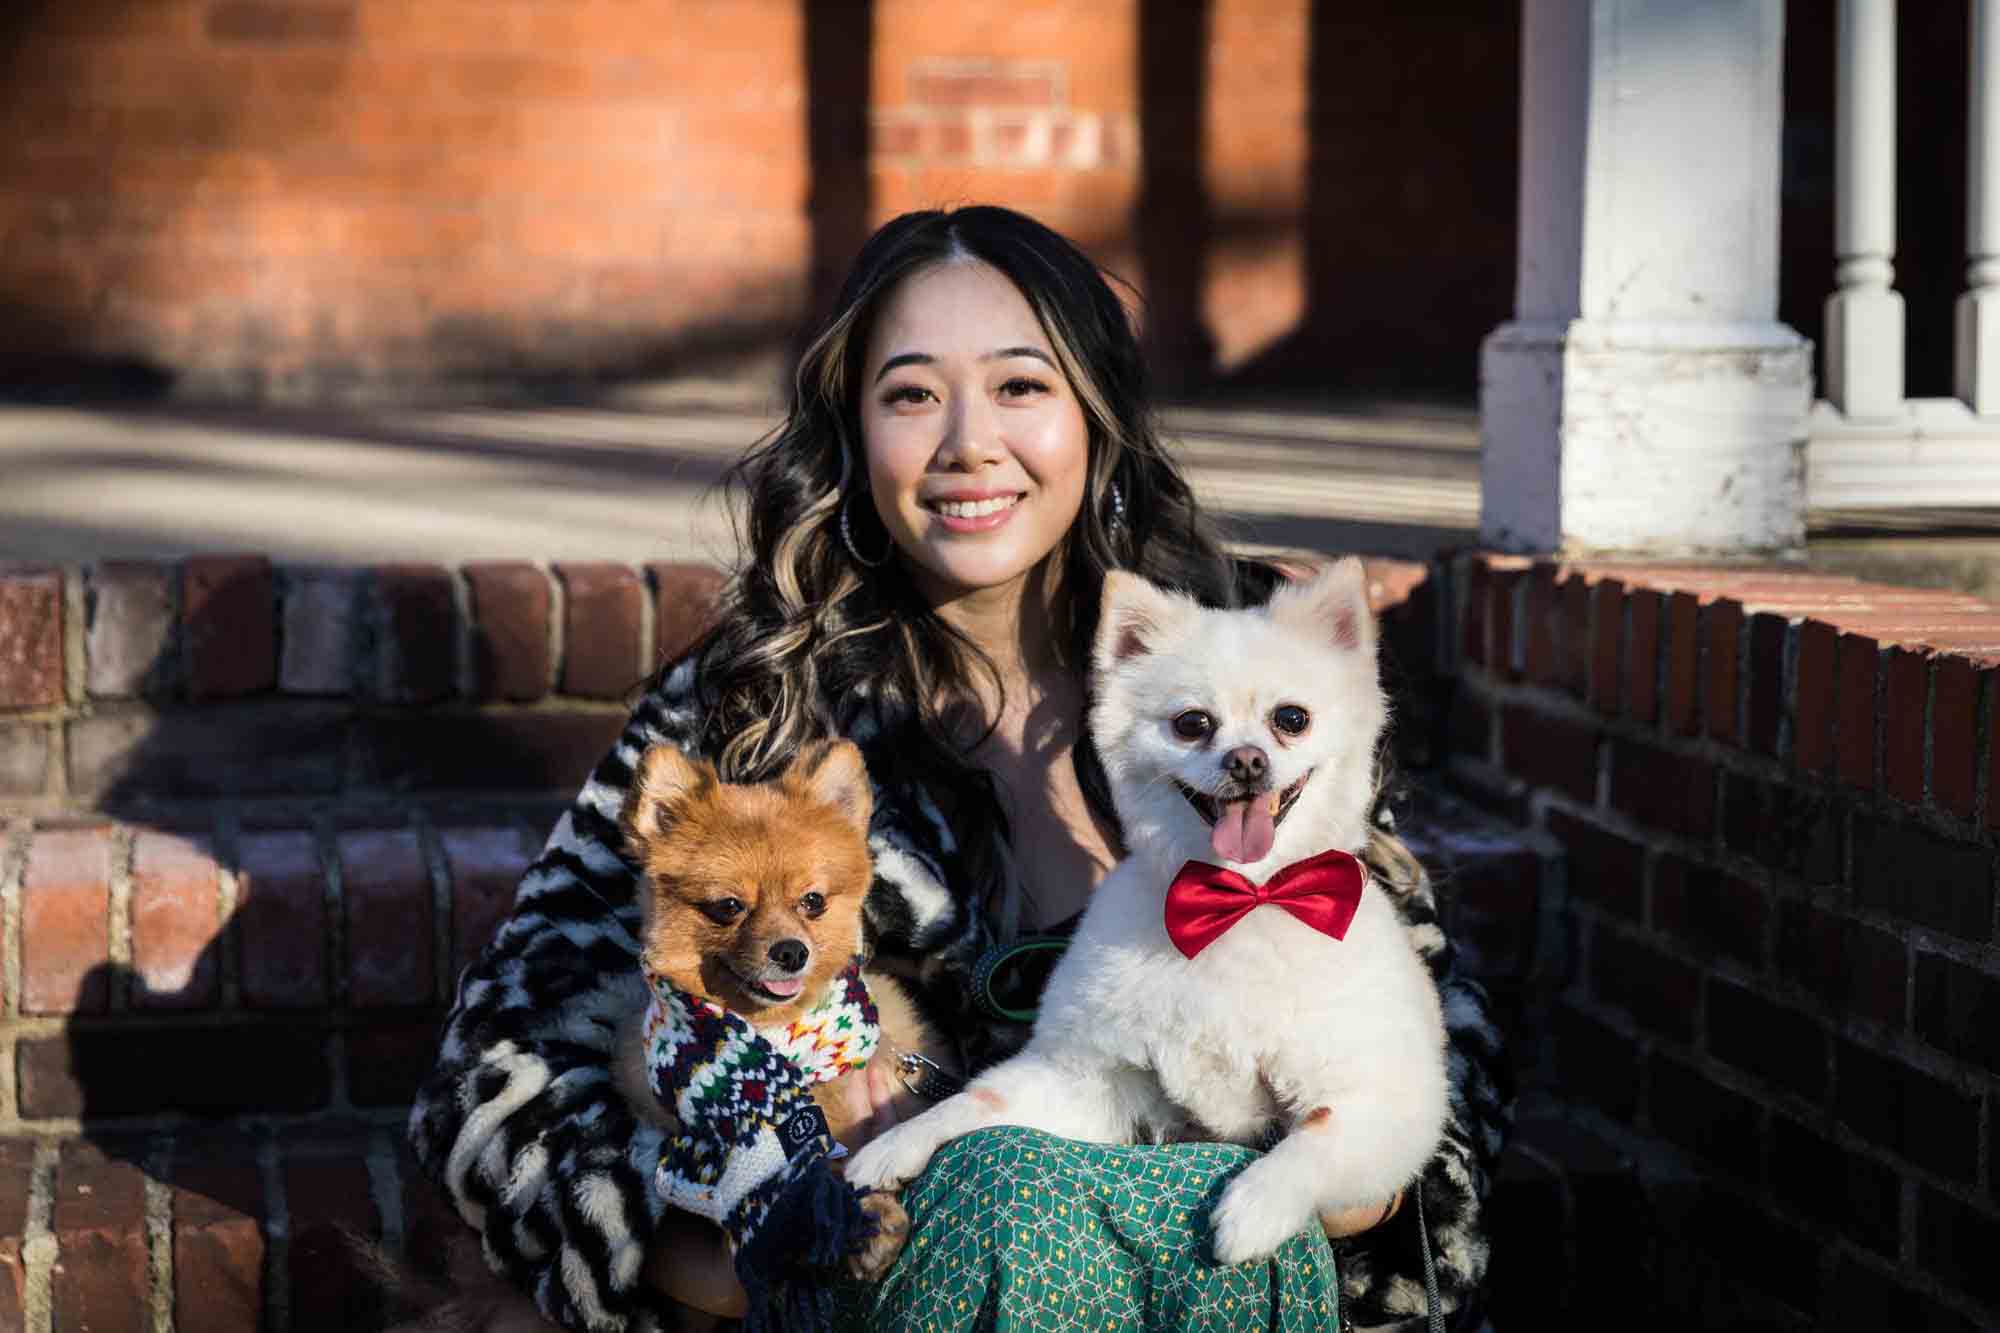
[1825,0,1905,418]
[1480,0,1811,556]
[1958,0,2000,415]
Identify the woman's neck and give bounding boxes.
[927,561,1064,707]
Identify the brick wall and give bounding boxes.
[0,0,1518,401]
[1450,555,2000,1331]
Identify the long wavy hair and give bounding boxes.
[678,206,1271,929]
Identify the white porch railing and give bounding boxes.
[1808,0,2000,508]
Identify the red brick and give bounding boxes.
[440,826,533,974]
[235,830,328,1007]
[172,1158,265,1333]
[1931,656,1979,818]
[1663,590,1701,734]
[1545,810,1645,920]
[0,567,64,711]
[1707,980,1826,1101]
[0,725,47,796]
[1769,1117,1900,1256]
[464,561,550,702]
[1499,703,1598,804]
[1652,855,1767,968]
[1914,951,2000,1077]
[1837,1038,1980,1181]
[1778,901,1907,1031]
[1743,612,1787,758]
[373,564,456,704]
[1608,739,1715,841]
[338,828,435,1007]
[1524,564,1561,685]
[51,1143,149,1333]
[1624,588,1662,724]
[1850,816,1993,945]
[66,700,348,802]
[557,562,643,699]
[285,1154,385,1333]
[129,830,222,1009]
[1703,599,1744,745]
[1591,928,1699,1042]
[0,1142,31,1333]
[1882,647,1930,805]
[1554,1001,1641,1122]
[401,1161,465,1287]
[1561,572,1593,696]
[86,560,177,699]
[1460,559,1490,667]
[1916,1188,2000,1313]
[21,827,111,1015]
[1489,565,1526,680]
[1446,689,1493,763]
[649,562,723,673]
[18,1025,331,1118]
[182,555,275,700]
[1835,632,1881,792]
[1588,579,1623,716]
[278,569,358,696]
[1648,1054,1761,1181]
[1792,619,1838,776]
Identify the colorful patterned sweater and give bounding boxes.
[405,653,1514,1332]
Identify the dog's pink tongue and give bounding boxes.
[1211,795,1276,864]
[760,978,804,998]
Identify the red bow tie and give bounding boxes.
[1163,848,1368,959]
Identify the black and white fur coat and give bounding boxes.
[406,651,1514,1332]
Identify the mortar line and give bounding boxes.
[415,811,455,1009]
[316,817,351,1112]
[145,1140,174,1333]
[22,1137,58,1333]
[213,808,242,1011]
[106,824,135,1012]
[257,1132,290,1333]
[543,562,565,697]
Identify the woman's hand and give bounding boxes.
[1319,1189,1404,1240]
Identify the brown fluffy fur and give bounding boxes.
[384,740,944,1332]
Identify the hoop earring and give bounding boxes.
[840,490,890,568]
[1107,480,1126,529]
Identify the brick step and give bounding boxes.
[0,1129,457,1333]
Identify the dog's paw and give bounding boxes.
[846,1192,909,1282]
[843,1125,938,1192]
[1209,1161,1314,1266]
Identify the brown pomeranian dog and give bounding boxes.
[610,737,945,1317]
[380,740,948,1333]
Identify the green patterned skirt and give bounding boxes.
[834,1127,1339,1332]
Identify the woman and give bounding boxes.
[407,205,1511,1331]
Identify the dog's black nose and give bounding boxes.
[768,938,809,972]
[1223,745,1268,784]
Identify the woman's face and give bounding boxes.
[858,259,1091,608]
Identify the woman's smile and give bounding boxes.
[925,489,1025,528]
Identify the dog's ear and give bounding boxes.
[1094,571,1188,677]
[623,743,713,850]
[791,739,873,836]
[1267,556,1377,656]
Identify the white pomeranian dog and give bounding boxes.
[844,559,1448,1264]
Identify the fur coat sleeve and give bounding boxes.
[405,657,1512,1332]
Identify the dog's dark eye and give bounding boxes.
[1171,710,1215,742]
[1272,705,1310,737]
[701,898,745,924]
[798,891,827,918]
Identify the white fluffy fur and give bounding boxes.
[844,559,1449,1264]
